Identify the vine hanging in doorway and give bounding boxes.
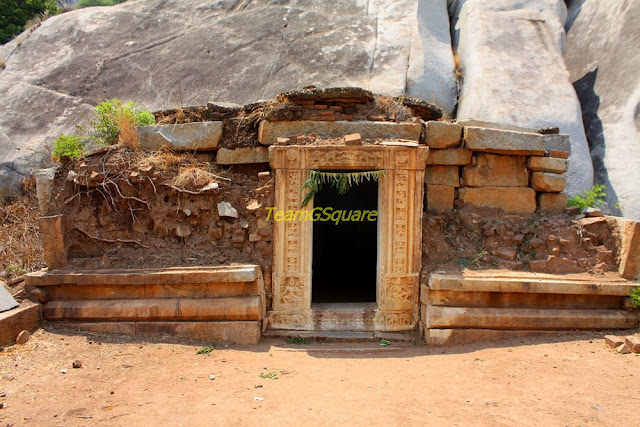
[300,170,386,208]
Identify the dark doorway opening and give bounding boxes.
[312,173,378,303]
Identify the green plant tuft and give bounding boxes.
[196,343,217,354]
[51,134,86,162]
[91,99,155,146]
[0,0,59,44]
[567,185,606,211]
[301,170,386,208]
[75,0,128,9]
[631,287,640,308]
[285,337,310,345]
[379,339,391,346]
[259,367,279,380]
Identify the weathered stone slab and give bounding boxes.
[216,147,269,164]
[538,192,568,212]
[617,219,640,280]
[425,166,459,187]
[257,120,422,145]
[39,214,67,269]
[44,296,262,321]
[425,121,462,149]
[464,126,570,155]
[137,122,222,151]
[458,187,536,213]
[426,184,455,213]
[528,156,568,174]
[604,335,626,348]
[34,167,57,215]
[52,321,261,345]
[462,153,528,187]
[428,273,638,296]
[426,149,472,166]
[426,306,638,330]
[531,172,566,192]
[25,265,261,286]
[0,301,42,346]
[0,281,18,312]
[425,328,561,346]
[626,336,640,354]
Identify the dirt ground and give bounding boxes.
[0,326,639,426]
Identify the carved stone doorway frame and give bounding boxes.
[268,144,428,331]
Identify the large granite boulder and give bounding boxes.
[0,0,457,199]
[449,0,593,196]
[564,0,640,220]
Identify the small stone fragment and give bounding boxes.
[258,171,271,182]
[31,287,51,303]
[209,374,216,380]
[624,336,640,354]
[604,335,625,348]
[583,207,604,217]
[15,330,30,345]
[495,248,517,261]
[217,201,238,218]
[276,137,290,144]
[246,200,261,212]
[209,227,223,240]
[344,133,362,146]
[72,360,82,369]
[175,224,192,238]
[240,219,250,229]
[616,343,631,354]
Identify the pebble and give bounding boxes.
[209,374,216,380]
[72,360,82,369]
[15,330,30,345]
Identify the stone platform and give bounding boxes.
[25,265,265,345]
[421,272,639,346]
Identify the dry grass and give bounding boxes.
[170,166,222,189]
[0,183,44,281]
[453,51,463,83]
[374,95,411,122]
[117,114,140,149]
[135,148,184,171]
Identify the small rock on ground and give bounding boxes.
[15,330,30,345]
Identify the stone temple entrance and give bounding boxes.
[268,144,428,332]
[311,173,378,303]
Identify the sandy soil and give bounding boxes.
[1,326,639,426]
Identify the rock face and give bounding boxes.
[0,0,457,198]
[564,0,640,220]
[450,0,593,196]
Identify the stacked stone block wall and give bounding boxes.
[424,122,570,214]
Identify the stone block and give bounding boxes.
[458,187,536,213]
[528,156,568,173]
[426,149,472,165]
[425,121,462,149]
[531,172,566,192]
[537,192,568,212]
[39,214,67,269]
[604,335,626,348]
[137,122,222,151]
[257,120,422,145]
[34,167,57,215]
[617,219,640,280]
[425,166,459,187]
[549,150,570,159]
[426,184,455,213]
[216,147,269,164]
[344,133,362,146]
[625,336,640,353]
[464,126,570,155]
[0,301,42,346]
[462,153,528,187]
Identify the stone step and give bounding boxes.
[427,273,636,296]
[25,265,262,286]
[45,282,261,301]
[262,329,415,342]
[425,328,574,346]
[310,303,377,331]
[52,321,261,345]
[425,289,624,309]
[427,306,638,330]
[44,297,262,322]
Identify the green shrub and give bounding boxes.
[631,287,640,308]
[0,0,59,44]
[51,134,86,162]
[567,184,606,211]
[75,0,128,8]
[91,99,155,146]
